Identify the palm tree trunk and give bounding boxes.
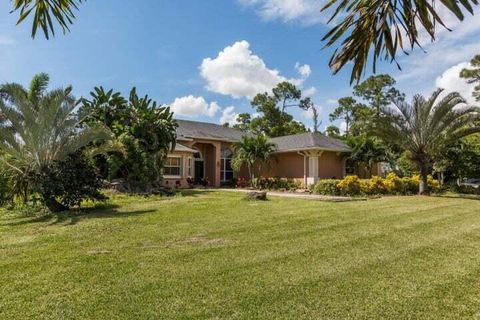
[419,164,430,196]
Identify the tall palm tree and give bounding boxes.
[374,89,480,195]
[322,0,478,82]
[0,74,111,211]
[232,135,277,187]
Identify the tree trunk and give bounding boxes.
[44,197,68,213]
[248,165,253,187]
[419,164,430,196]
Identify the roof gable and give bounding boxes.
[269,132,351,153]
[176,119,244,142]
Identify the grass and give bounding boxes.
[1,190,480,319]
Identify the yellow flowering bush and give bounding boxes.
[360,176,387,195]
[383,172,404,194]
[336,175,362,196]
[312,173,441,196]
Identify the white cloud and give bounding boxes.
[303,86,317,96]
[396,8,480,85]
[295,62,311,78]
[238,0,329,25]
[339,121,347,134]
[219,106,239,124]
[326,99,337,105]
[200,40,309,99]
[170,95,219,118]
[436,62,476,105]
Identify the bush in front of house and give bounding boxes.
[312,179,342,196]
[312,174,441,196]
[252,177,301,191]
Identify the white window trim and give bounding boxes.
[220,153,234,182]
[164,156,182,179]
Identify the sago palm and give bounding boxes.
[374,89,480,194]
[0,74,111,211]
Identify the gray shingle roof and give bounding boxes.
[174,143,198,153]
[176,119,244,142]
[270,132,351,153]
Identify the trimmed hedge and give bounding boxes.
[312,173,440,196]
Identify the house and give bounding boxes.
[162,119,352,188]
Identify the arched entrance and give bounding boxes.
[193,149,204,182]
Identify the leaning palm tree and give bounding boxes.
[374,89,480,195]
[0,74,111,211]
[232,135,277,187]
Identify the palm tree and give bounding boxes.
[11,0,83,39]
[322,0,478,82]
[374,89,480,195]
[232,135,277,187]
[0,74,111,211]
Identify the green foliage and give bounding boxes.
[322,0,478,82]
[460,54,480,101]
[252,177,300,191]
[329,97,357,136]
[312,174,440,196]
[232,113,252,132]
[325,125,341,138]
[81,86,177,190]
[374,89,480,194]
[250,81,309,137]
[0,74,112,212]
[232,135,277,185]
[353,74,404,115]
[312,179,342,196]
[32,152,106,210]
[347,135,387,177]
[11,0,83,39]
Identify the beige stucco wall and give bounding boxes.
[163,139,235,188]
[239,150,347,186]
[318,151,346,179]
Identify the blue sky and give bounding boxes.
[1,1,479,131]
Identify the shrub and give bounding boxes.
[253,177,299,191]
[236,177,247,188]
[311,173,441,196]
[360,176,387,195]
[312,179,341,195]
[337,175,362,196]
[383,172,404,194]
[32,153,106,209]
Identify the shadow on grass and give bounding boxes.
[177,189,215,197]
[2,203,156,227]
[433,194,480,201]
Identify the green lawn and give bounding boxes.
[1,191,480,319]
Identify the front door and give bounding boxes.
[194,160,204,182]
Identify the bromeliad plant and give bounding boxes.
[374,89,480,195]
[0,74,112,212]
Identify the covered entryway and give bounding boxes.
[194,151,204,181]
[299,150,324,187]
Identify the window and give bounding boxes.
[187,157,193,177]
[164,156,181,177]
[220,149,234,181]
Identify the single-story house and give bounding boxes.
[162,119,353,188]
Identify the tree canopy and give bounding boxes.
[250,81,309,137]
[460,54,480,102]
[374,89,480,194]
